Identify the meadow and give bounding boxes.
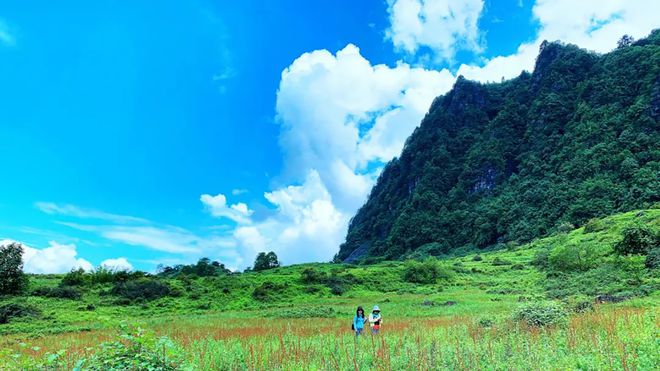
[0,208,658,370]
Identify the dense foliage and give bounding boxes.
[0,242,28,296]
[157,257,231,278]
[252,251,280,271]
[338,31,660,262]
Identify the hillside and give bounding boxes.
[1,208,657,336]
[1,208,658,368]
[337,31,660,262]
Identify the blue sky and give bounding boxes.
[1,0,657,272]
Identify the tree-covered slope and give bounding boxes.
[337,31,660,262]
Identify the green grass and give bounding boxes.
[0,208,658,369]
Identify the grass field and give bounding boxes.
[0,209,658,369]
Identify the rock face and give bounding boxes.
[336,30,660,263]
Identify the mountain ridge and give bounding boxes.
[337,30,660,263]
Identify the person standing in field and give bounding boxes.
[368,305,382,334]
[353,306,366,336]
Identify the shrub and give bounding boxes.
[324,274,351,296]
[583,218,606,233]
[513,301,567,327]
[548,244,598,272]
[492,257,511,266]
[403,258,451,284]
[0,303,41,324]
[472,255,483,262]
[32,286,82,300]
[62,267,148,287]
[511,264,525,270]
[478,318,494,328]
[556,222,575,233]
[645,248,660,269]
[110,280,172,302]
[300,268,328,284]
[614,224,659,255]
[252,281,286,302]
[571,299,594,313]
[77,324,183,370]
[0,242,28,295]
[531,249,550,269]
[61,268,88,286]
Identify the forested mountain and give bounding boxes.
[337,30,660,263]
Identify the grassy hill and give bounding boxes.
[0,208,658,368]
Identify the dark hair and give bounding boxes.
[356,306,364,318]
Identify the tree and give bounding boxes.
[617,35,635,48]
[614,224,659,255]
[0,242,28,295]
[253,251,280,271]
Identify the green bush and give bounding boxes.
[61,268,88,286]
[556,222,575,233]
[300,268,328,284]
[110,280,172,302]
[478,318,494,328]
[32,286,82,300]
[252,281,286,302]
[614,224,659,255]
[531,249,550,269]
[472,255,483,262]
[513,301,568,327]
[403,258,451,284]
[548,244,598,272]
[0,303,41,324]
[583,218,606,233]
[492,257,511,266]
[62,267,148,286]
[77,324,183,370]
[570,299,595,313]
[645,248,660,269]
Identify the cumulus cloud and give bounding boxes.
[231,171,348,264]
[215,44,456,264]
[456,0,660,83]
[200,193,253,224]
[276,44,455,211]
[100,257,133,271]
[386,0,485,61]
[0,239,93,274]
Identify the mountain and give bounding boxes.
[337,30,660,263]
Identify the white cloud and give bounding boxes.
[35,202,148,224]
[59,222,235,255]
[233,171,348,264]
[276,44,455,212]
[226,44,456,264]
[0,19,15,46]
[100,257,133,272]
[200,193,253,224]
[385,0,485,61]
[231,188,248,196]
[1,239,93,274]
[456,0,660,83]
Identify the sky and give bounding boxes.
[1,0,658,273]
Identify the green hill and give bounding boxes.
[1,208,657,336]
[337,30,660,262]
